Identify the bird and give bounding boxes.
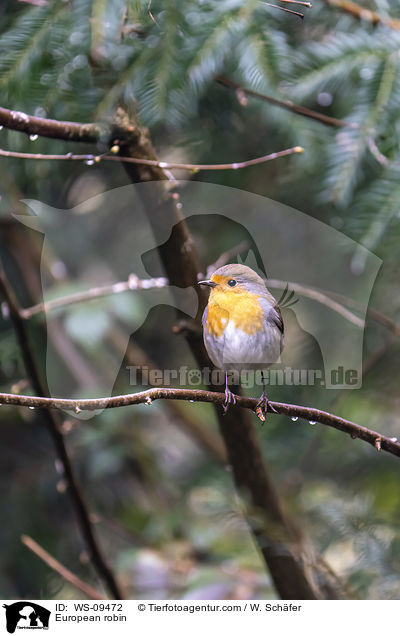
[198,263,284,417]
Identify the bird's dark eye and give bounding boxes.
[227,279,237,287]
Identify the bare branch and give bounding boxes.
[216,75,350,128]
[267,279,365,328]
[0,146,304,172]
[20,275,169,319]
[1,388,399,459]
[0,269,122,599]
[18,273,365,331]
[21,535,106,600]
[280,0,312,6]
[205,240,251,278]
[261,2,306,18]
[108,331,228,464]
[0,107,101,142]
[18,263,400,342]
[367,137,389,167]
[321,0,400,30]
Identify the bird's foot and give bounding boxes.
[255,391,278,424]
[223,385,237,415]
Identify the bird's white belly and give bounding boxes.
[204,320,281,371]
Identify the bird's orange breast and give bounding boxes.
[206,288,264,338]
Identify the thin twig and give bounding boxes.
[18,268,400,339]
[267,279,365,328]
[0,146,304,172]
[21,535,106,600]
[367,137,389,167]
[205,240,251,278]
[261,2,305,18]
[280,0,312,6]
[20,276,169,318]
[108,330,228,463]
[321,0,400,30]
[327,289,400,338]
[18,272,364,329]
[0,269,123,599]
[216,75,350,128]
[0,388,398,458]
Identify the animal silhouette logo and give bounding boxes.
[3,602,50,633]
[14,180,381,414]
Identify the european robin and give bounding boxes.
[198,264,284,416]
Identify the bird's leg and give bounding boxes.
[256,371,278,422]
[223,371,237,415]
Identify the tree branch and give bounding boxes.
[112,106,345,599]
[0,107,101,142]
[2,387,397,456]
[0,145,304,172]
[19,273,376,335]
[267,279,364,328]
[107,330,228,464]
[21,535,106,600]
[320,0,400,30]
[19,275,169,318]
[0,269,123,599]
[216,75,350,128]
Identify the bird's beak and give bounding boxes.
[198,279,217,288]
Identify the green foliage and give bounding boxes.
[1,0,400,252]
[1,0,400,602]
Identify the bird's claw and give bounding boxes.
[255,391,277,424]
[223,386,237,415]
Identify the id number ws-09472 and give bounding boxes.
[73,604,123,612]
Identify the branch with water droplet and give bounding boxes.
[0,146,304,172]
[0,388,399,459]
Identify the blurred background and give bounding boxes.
[0,0,400,600]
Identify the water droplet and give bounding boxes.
[309,420,317,426]
[50,260,67,279]
[158,161,168,168]
[317,92,332,107]
[34,106,47,118]
[29,134,38,141]
[0,125,3,130]
[1,302,10,319]
[291,416,298,422]
[360,67,374,81]
[29,406,35,410]
[85,157,95,166]
[56,479,68,493]
[232,163,239,170]
[55,459,64,474]
[189,400,194,403]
